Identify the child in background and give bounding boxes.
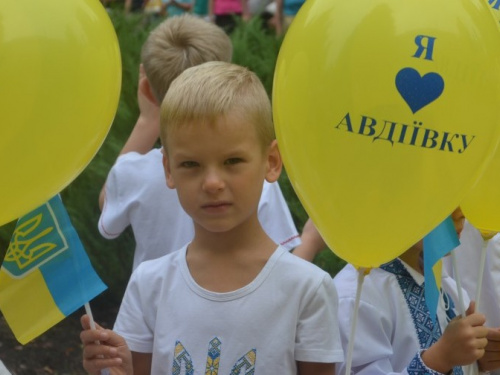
[81,61,343,375]
[334,208,500,374]
[208,0,250,33]
[98,15,301,272]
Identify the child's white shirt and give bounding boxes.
[114,245,344,374]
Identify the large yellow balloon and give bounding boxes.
[461,146,500,232]
[440,0,500,237]
[458,2,500,234]
[0,0,121,226]
[273,0,500,268]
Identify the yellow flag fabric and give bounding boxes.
[0,195,106,344]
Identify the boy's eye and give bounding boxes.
[179,161,199,168]
[225,158,243,165]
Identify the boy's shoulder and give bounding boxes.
[133,245,187,279]
[106,148,165,193]
[114,148,163,171]
[277,247,332,281]
[333,263,400,301]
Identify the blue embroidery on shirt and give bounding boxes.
[230,349,256,375]
[172,338,257,374]
[172,340,194,375]
[205,337,222,375]
[381,259,463,375]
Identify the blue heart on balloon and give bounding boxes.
[395,67,445,113]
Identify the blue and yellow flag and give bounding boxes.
[423,216,459,323]
[0,195,107,344]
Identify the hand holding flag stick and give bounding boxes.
[450,228,499,375]
[80,308,133,374]
[83,303,111,375]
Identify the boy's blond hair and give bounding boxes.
[141,15,233,103]
[160,61,275,151]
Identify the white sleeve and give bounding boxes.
[258,181,301,250]
[337,296,415,375]
[98,155,138,239]
[295,274,344,363]
[113,265,155,353]
[483,235,500,327]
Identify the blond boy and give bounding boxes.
[82,61,343,375]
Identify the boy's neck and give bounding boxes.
[186,220,277,293]
[398,246,424,274]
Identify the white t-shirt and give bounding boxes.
[99,148,301,270]
[114,246,344,374]
[334,262,469,375]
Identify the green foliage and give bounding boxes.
[230,17,284,95]
[0,13,345,309]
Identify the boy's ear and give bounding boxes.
[138,64,159,105]
[162,148,176,189]
[265,140,282,183]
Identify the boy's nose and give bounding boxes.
[202,169,225,192]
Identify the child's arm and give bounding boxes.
[240,0,250,21]
[421,312,489,373]
[80,315,134,375]
[81,314,154,375]
[116,64,161,157]
[270,0,283,35]
[208,0,215,21]
[297,361,335,375]
[293,218,326,262]
[131,352,153,375]
[98,64,160,210]
[124,0,132,13]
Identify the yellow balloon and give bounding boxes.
[427,0,500,238]
[434,0,500,234]
[273,0,500,268]
[461,145,500,232]
[0,0,121,226]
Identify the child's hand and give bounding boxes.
[80,315,133,375]
[422,313,488,373]
[478,327,500,372]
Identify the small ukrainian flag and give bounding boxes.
[423,215,459,323]
[0,195,106,344]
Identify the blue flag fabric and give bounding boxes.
[423,216,459,323]
[0,195,107,344]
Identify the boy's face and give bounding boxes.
[451,207,465,238]
[404,207,466,265]
[162,111,281,234]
